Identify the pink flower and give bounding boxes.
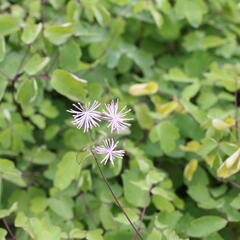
[95,139,125,165]
[102,100,133,133]
[67,101,101,132]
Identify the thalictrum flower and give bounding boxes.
[67,101,101,132]
[102,100,133,133]
[95,139,125,165]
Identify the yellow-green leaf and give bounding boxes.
[129,81,158,96]
[217,149,240,178]
[184,159,198,181]
[212,118,235,130]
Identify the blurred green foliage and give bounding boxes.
[0,0,240,239]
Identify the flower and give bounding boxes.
[95,138,125,165]
[67,101,101,132]
[102,99,133,133]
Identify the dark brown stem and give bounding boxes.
[90,149,144,240]
[229,181,240,189]
[2,218,16,240]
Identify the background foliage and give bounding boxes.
[0,0,240,239]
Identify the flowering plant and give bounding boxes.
[68,99,143,239]
[67,99,132,165]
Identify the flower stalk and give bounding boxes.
[90,149,144,240]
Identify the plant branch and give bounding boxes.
[229,180,240,189]
[90,149,144,240]
[11,44,31,82]
[2,218,16,240]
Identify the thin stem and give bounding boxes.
[40,0,45,28]
[229,180,240,189]
[12,44,31,82]
[234,86,239,142]
[132,186,152,240]
[90,149,144,240]
[2,218,16,240]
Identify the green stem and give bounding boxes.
[90,149,144,240]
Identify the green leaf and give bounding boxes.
[187,216,227,237]
[149,6,164,28]
[203,233,224,240]
[181,99,208,124]
[122,170,150,207]
[187,184,218,209]
[30,114,46,129]
[0,228,7,240]
[0,202,18,218]
[39,100,59,119]
[100,205,117,230]
[59,39,81,72]
[115,208,138,224]
[175,0,207,27]
[44,23,74,45]
[54,151,81,190]
[44,125,60,141]
[135,104,154,129]
[231,194,240,209]
[0,77,7,101]
[15,212,62,240]
[0,159,26,187]
[26,148,56,165]
[147,229,162,240]
[21,19,42,44]
[123,140,153,172]
[217,149,240,178]
[24,55,50,75]
[182,83,200,100]
[163,229,180,240]
[87,229,104,240]
[51,69,87,101]
[69,229,86,238]
[16,79,38,107]
[30,197,48,214]
[0,15,19,36]
[184,159,198,181]
[149,121,180,154]
[0,37,5,62]
[164,67,198,82]
[78,170,92,192]
[48,197,73,220]
[155,211,182,229]
[152,195,175,212]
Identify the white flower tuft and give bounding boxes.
[67,101,101,132]
[102,99,133,133]
[95,138,125,165]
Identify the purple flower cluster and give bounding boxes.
[67,100,133,165]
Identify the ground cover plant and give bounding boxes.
[0,0,240,239]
